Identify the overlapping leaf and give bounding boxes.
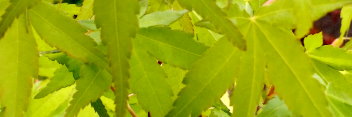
[66,65,112,116]
[0,16,37,117]
[177,0,246,49]
[94,0,139,116]
[340,4,352,39]
[313,61,352,116]
[309,46,352,70]
[135,27,208,69]
[231,19,265,117]
[258,97,292,117]
[35,65,75,99]
[139,10,188,28]
[29,2,107,68]
[0,0,38,38]
[130,45,173,117]
[167,39,241,117]
[231,8,331,116]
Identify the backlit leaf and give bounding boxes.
[35,65,75,99]
[135,27,208,69]
[65,65,112,116]
[94,0,139,116]
[233,9,331,116]
[130,45,173,117]
[139,10,188,28]
[231,22,265,117]
[309,46,352,70]
[29,2,108,68]
[0,16,38,117]
[0,0,38,38]
[167,39,241,117]
[177,0,246,49]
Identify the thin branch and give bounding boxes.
[127,103,137,117]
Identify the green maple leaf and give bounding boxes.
[66,64,112,116]
[35,65,75,99]
[0,16,38,117]
[130,45,173,117]
[94,0,139,116]
[29,2,107,68]
[177,0,246,50]
[135,27,208,69]
[0,0,39,38]
[167,38,241,117]
[230,6,331,116]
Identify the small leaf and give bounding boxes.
[65,65,112,116]
[309,45,352,70]
[340,5,352,38]
[258,97,292,117]
[167,38,241,117]
[139,10,188,28]
[26,86,75,117]
[76,0,94,20]
[304,32,323,52]
[35,65,75,99]
[178,0,246,49]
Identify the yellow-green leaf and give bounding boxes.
[177,0,246,50]
[167,39,241,117]
[66,65,112,116]
[0,16,38,117]
[130,45,173,117]
[29,2,107,68]
[0,0,38,38]
[94,0,139,116]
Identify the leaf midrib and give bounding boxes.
[171,47,237,117]
[254,22,325,116]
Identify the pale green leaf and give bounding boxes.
[147,0,174,13]
[312,61,352,114]
[340,5,352,39]
[162,64,187,98]
[232,23,265,117]
[130,45,173,117]
[139,10,188,28]
[0,0,38,38]
[166,39,241,117]
[178,0,246,49]
[304,32,323,52]
[26,85,75,117]
[0,16,38,117]
[312,0,352,20]
[54,3,80,18]
[258,97,292,117]
[65,65,112,116]
[76,0,94,20]
[135,27,208,69]
[38,56,61,78]
[233,11,331,116]
[309,46,352,70]
[35,65,75,99]
[77,104,99,117]
[94,0,139,116]
[29,2,108,68]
